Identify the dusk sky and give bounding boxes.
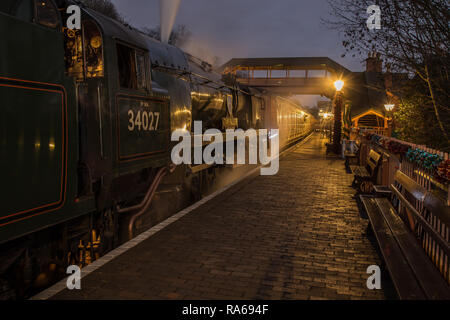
[111,0,365,106]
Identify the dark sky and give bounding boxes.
[111,0,364,71]
[111,0,364,106]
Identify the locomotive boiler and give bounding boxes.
[0,0,314,298]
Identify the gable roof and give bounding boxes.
[345,71,405,118]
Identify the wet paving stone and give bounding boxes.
[52,134,388,300]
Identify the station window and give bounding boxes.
[35,0,60,29]
[117,43,149,91]
[253,70,268,78]
[236,70,249,79]
[308,70,327,78]
[271,70,286,78]
[289,70,306,78]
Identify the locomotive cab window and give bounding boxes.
[64,19,104,80]
[117,43,149,91]
[136,52,148,90]
[34,0,60,29]
[83,20,104,78]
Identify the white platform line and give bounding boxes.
[30,132,313,300]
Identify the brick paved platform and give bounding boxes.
[51,134,389,300]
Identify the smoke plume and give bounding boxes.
[160,0,182,43]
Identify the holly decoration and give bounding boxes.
[406,148,443,171]
[365,133,409,157]
[387,141,409,157]
[362,132,449,184]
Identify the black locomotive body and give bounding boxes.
[0,0,314,298]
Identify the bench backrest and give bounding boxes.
[365,149,382,175]
[391,170,450,282]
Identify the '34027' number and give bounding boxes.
[128,110,160,132]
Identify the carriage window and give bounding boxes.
[117,44,148,90]
[35,0,59,28]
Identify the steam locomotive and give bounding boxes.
[0,0,314,298]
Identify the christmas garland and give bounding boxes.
[364,132,449,184]
[405,148,443,171]
[364,133,409,158]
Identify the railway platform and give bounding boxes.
[35,134,391,300]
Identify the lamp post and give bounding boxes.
[384,104,395,137]
[332,80,344,154]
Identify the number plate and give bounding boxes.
[116,95,169,162]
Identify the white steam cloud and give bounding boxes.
[160,0,182,43]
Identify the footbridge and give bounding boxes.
[219,57,352,98]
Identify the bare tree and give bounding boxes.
[80,0,125,23]
[325,0,450,146]
[143,24,191,47]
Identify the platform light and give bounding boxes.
[384,104,395,112]
[334,80,344,92]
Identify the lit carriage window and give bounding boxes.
[34,0,59,28]
[83,20,104,78]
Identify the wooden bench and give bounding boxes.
[344,140,361,170]
[360,171,450,299]
[351,149,382,193]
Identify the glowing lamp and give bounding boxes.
[334,80,344,92]
[384,104,395,112]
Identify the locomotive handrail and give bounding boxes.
[118,164,177,239]
[117,164,176,215]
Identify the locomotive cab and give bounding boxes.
[60,6,177,209]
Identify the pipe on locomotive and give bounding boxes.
[117,164,177,239]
